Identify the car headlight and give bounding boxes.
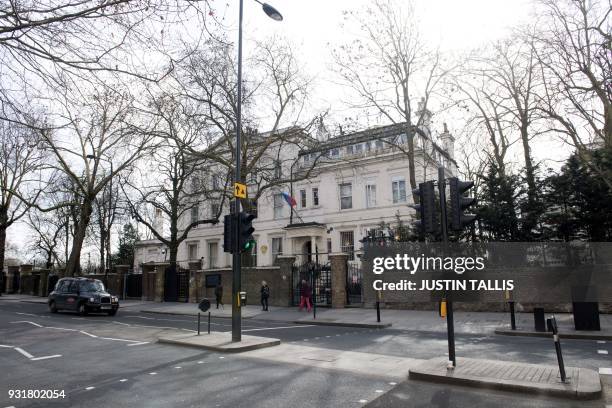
[89,297,96,302]
[111,296,118,303]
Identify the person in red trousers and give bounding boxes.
[299,279,312,312]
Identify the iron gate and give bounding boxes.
[292,254,331,307]
[346,261,363,305]
[1,272,6,293]
[48,275,59,295]
[126,273,143,298]
[164,266,189,302]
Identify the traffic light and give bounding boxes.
[223,214,234,253]
[411,181,437,233]
[449,177,476,231]
[238,212,256,253]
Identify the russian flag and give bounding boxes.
[282,192,297,208]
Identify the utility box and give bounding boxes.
[239,291,247,306]
[573,302,600,331]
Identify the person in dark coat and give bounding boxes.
[260,281,270,311]
[299,279,312,312]
[214,283,224,309]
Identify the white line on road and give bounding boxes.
[79,331,98,338]
[14,347,34,359]
[119,379,128,382]
[112,321,131,326]
[85,386,95,391]
[30,354,62,361]
[149,372,157,375]
[0,344,14,348]
[16,312,39,317]
[598,350,609,355]
[126,342,149,347]
[10,320,43,327]
[242,325,315,332]
[598,340,606,344]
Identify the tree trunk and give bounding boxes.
[99,225,106,274]
[0,225,6,295]
[520,122,538,237]
[65,199,93,277]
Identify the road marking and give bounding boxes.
[358,399,367,403]
[389,382,397,385]
[127,342,149,347]
[16,312,39,317]
[149,372,157,375]
[4,405,16,408]
[597,340,606,344]
[219,357,225,359]
[30,355,62,361]
[174,366,182,369]
[85,386,95,391]
[14,347,34,359]
[124,315,155,320]
[375,390,383,393]
[79,331,98,338]
[242,325,315,332]
[0,344,14,348]
[113,321,131,326]
[599,368,612,375]
[10,320,43,327]
[598,350,609,355]
[197,361,204,364]
[119,379,128,382]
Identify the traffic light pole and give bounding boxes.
[232,0,244,343]
[438,166,456,367]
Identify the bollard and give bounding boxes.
[547,316,566,382]
[197,312,201,336]
[509,301,516,330]
[376,300,381,323]
[208,311,211,334]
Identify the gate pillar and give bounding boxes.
[38,270,50,297]
[330,254,349,309]
[276,256,296,307]
[6,265,18,294]
[154,265,165,302]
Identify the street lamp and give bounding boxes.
[86,154,114,283]
[232,0,283,343]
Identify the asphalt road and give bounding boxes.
[1,300,611,408]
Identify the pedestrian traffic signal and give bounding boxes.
[411,181,438,233]
[449,177,476,231]
[238,212,256,253]
[223,214,235,253]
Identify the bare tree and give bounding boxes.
[331,0,453,199]
[0,117,45,289]
[174,35,323,207]
[92,177,121,273]
[532,0,611,186]
[27,209,67,269]
[38,88,155,276]
[123,92,225,268]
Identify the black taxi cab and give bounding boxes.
[48,277,119,316]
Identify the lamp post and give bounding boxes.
[232,0,283,343]
[86,154,114,284]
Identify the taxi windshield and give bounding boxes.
[79,280,105,292]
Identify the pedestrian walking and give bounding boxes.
[214,283,224,309]
[260,281,270,311]
[299,279,312,312]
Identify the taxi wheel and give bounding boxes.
[49,301,58,313]
[78,302,88,316]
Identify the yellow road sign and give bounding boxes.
[234,182,247,198]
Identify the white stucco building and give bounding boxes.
[167,113,456,270]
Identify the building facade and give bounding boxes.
[169,117,456,271]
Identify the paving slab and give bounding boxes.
[495,328,612,341]
[157,331,280,352]
[409,356,602,400]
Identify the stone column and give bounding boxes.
[275,255,296,306]
[329,254,348,309]
[38,270,50,297]
[154,265,165,302]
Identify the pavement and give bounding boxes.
[158,331,281,352]
[2,296,612,407]
[409,356,601,400]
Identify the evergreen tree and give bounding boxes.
[112,223,140,267]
